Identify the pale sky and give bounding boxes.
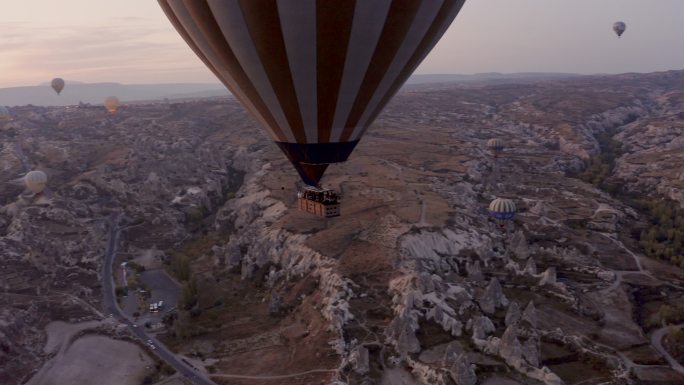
[1,0,683,87]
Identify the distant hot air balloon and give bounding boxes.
[104,96,120,113]
[486,138,504,158]
[613,21,626,38]
[25,170,47,194]
[489,197,516,227]
[51,78,65,95]
[158,0,466,186]
[0,106,11,121]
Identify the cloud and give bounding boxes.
[0,20,212,86]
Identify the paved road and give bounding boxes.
[210,369,336,380]
[101,212,216,385]
[651,322,684,376]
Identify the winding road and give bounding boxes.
[651,322,684,375]
[594,233,684,376]
[210,369,337,381]
[101,212,216,385]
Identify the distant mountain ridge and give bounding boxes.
[1,72,582,107]
[0,82,229,107]
[407,72,582,84]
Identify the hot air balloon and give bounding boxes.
[104,96,120,113]
[25,170,47,194]
[0,106,11,121]
[613,21,626,38]
[489,197,516,227]
[486,138,504,158]
[51,78,65,95]
[158,0,466,186]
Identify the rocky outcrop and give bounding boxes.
[466,260,484,282]
[510,230,530,260]
[478,277,508,314]
[448,354,477,385]
[390,315,421,356]
[388,273,471,356]
[524,257,538,276]
[505,302,521,326]
[522,335,540,368]
[471,316,496,340]
[349,345,370,375]
[522,302,538,328]
[499,325,523,367]
[539,267,557,286]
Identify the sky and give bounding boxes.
[1,0,684,87]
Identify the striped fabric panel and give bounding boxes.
[160,0,464,145]
[343,0,465,142]
[161,0,289,142]
[352,0,465,141]
[487,138,504,150]
[489,198,516,215]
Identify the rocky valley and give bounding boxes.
[2,70,684,385]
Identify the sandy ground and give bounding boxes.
[28,334,153,385]
[42,320,102,355]
[481,377,524,385]
[153,376,189,385]
[380,368,422,385]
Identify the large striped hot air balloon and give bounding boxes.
[159,0,466,186]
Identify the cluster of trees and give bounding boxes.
[574,127,684,269]
[184,206,209,224]
[140,362,175,385]
[115,286,128,297]
[577,127,624,193]
[647,302,684,327]
[543,140,560,151]
[168,254,191,281]
[179,278,199,311]
[165,252,203,340]
[668,326,684,359]
[127,261,146,273]
[638,199,684,268]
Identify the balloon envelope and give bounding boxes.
[158,0,466,185]
[613,21,626,37]
[51,78,65,95]
[25,170,47,194]
[0,106,11,121]
[104,96,120,113]
[488,198,516,221]
[486,138,504,156]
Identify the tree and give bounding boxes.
[179,278,198,311]
[169,254,191,281]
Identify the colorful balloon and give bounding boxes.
[25,170,47,194]
[0,106,11,121]
[489,197,516,227]
[104,96,120,113]
[486,138,504,158]
[613,21,626,38]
